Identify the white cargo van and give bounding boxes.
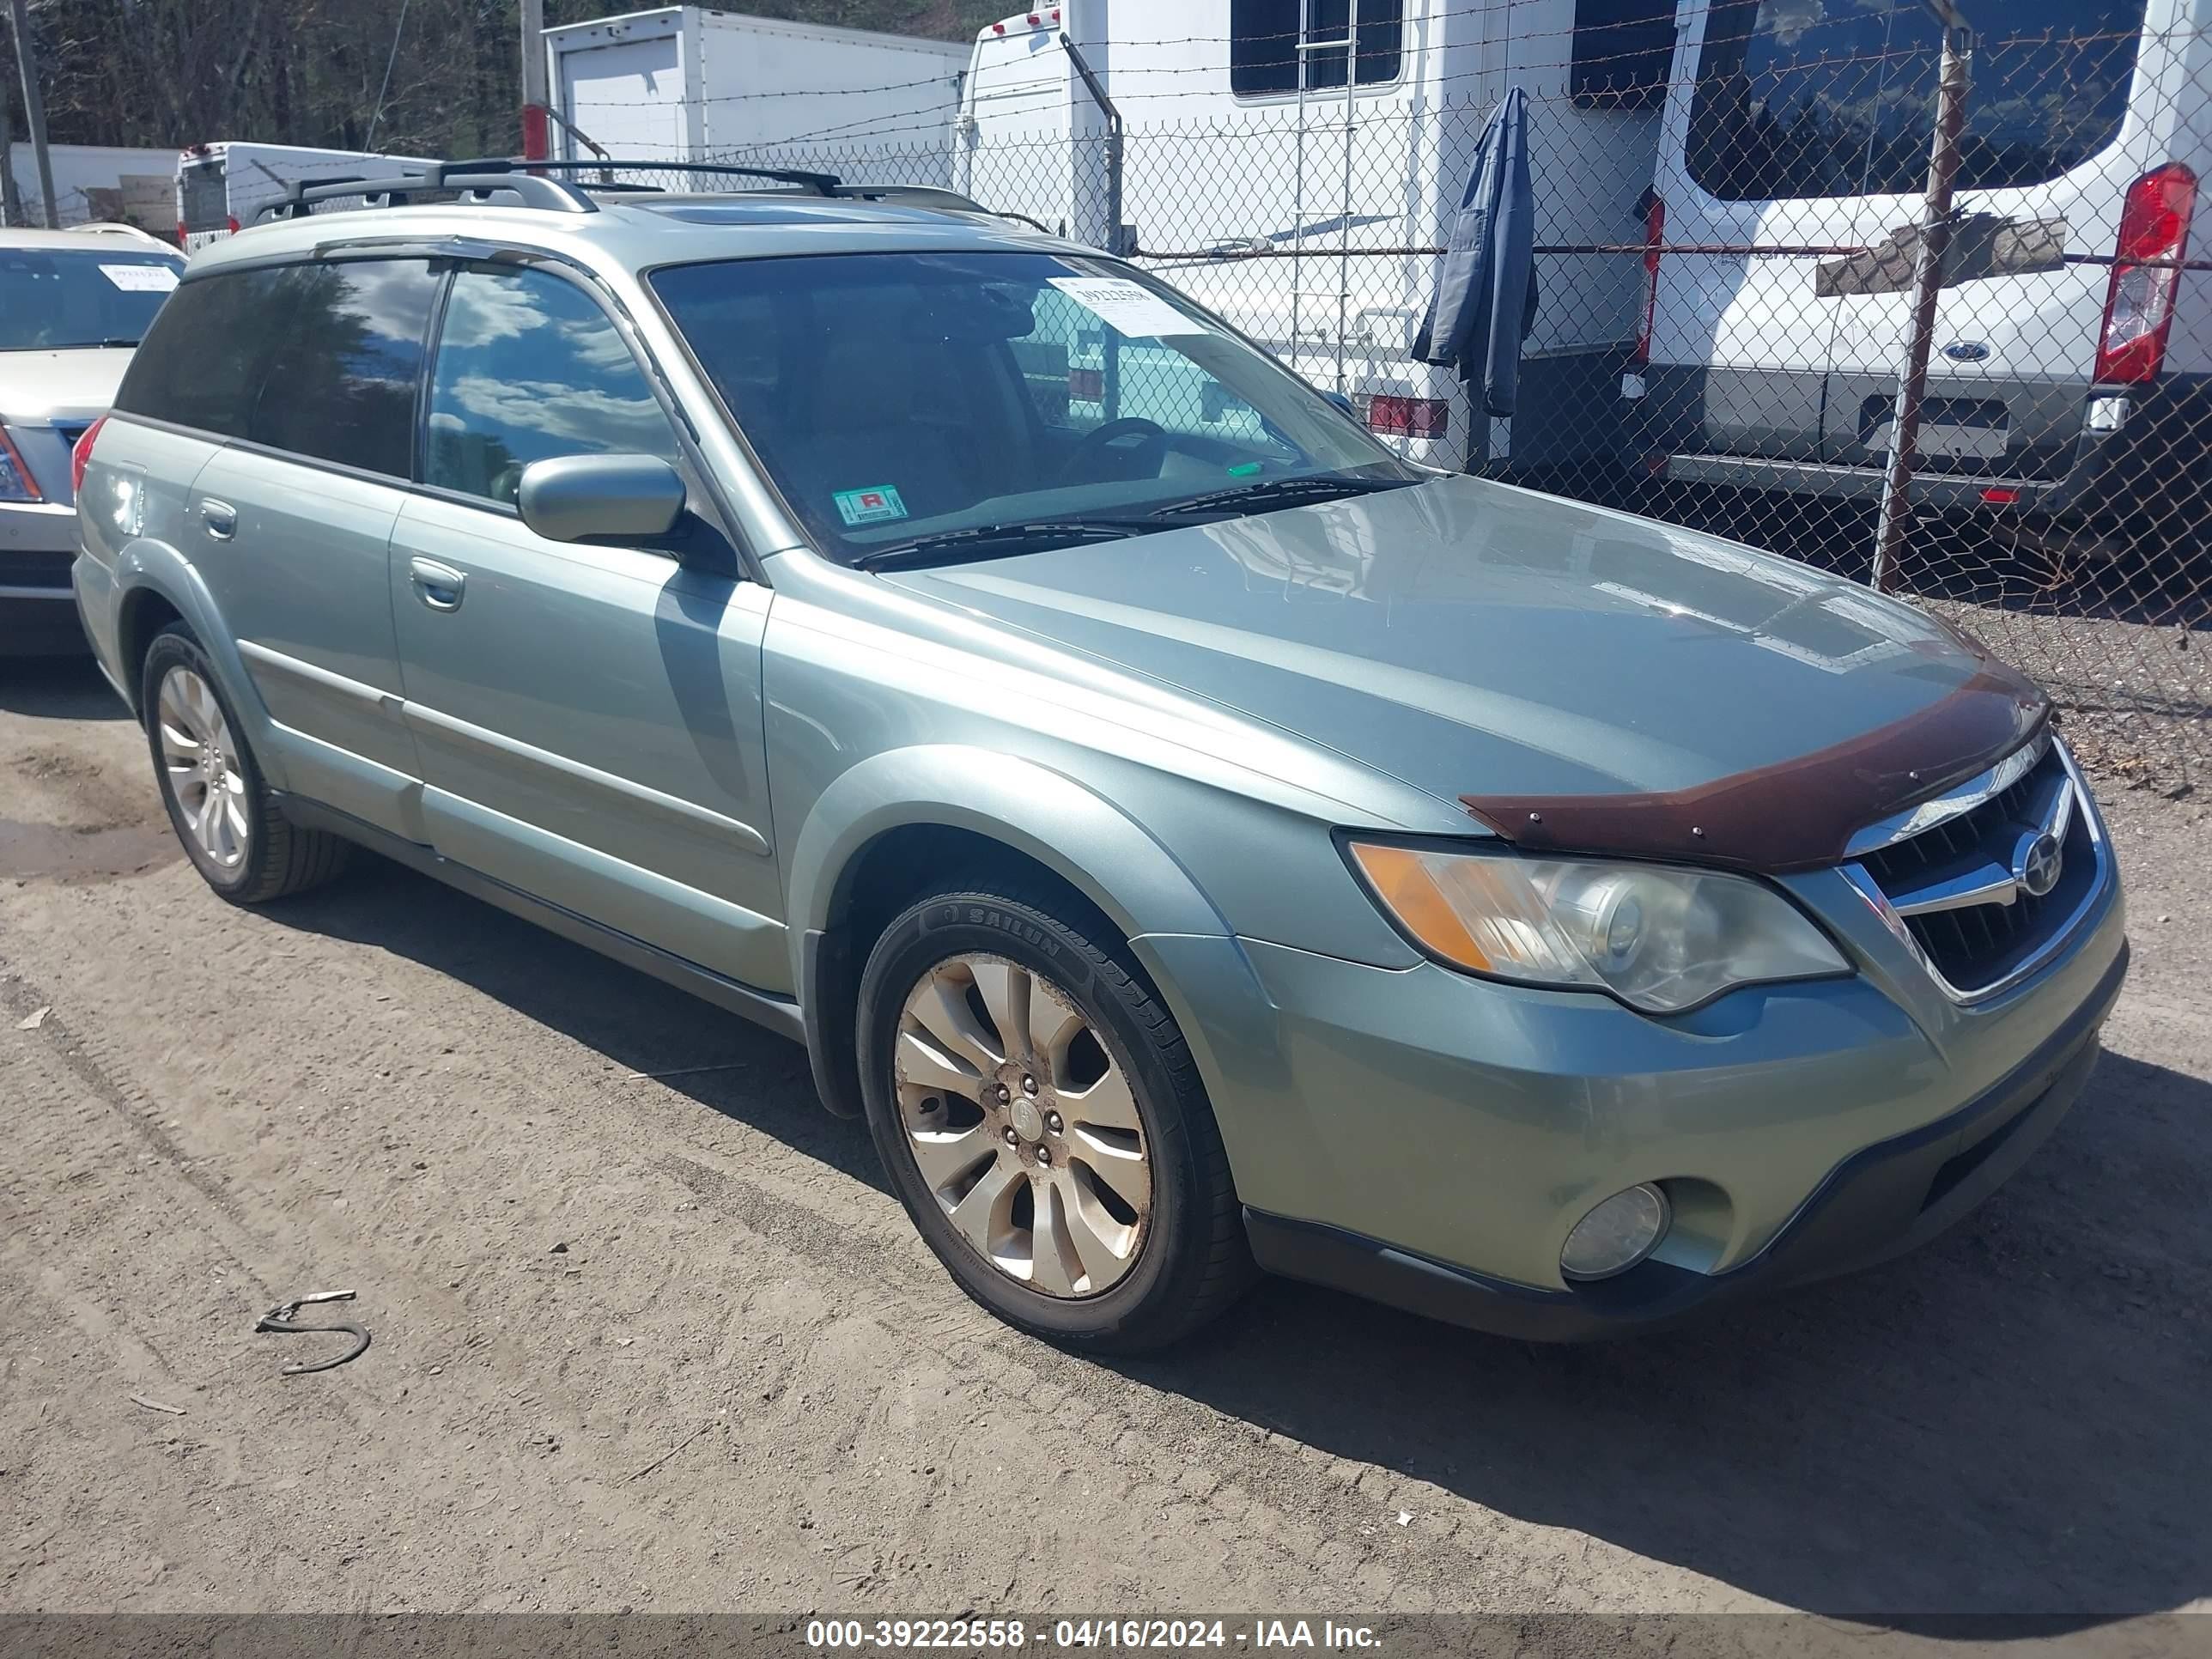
[544,7,970,187]
[1636,0,2211,538]
[957,1,1676,474]
[176,144,428,252]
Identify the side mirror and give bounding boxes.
[517,454,687,544]
[1322,391,1358,418]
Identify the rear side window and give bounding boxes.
[1230,0,1403,96]
[112,268,282,436]
[1571,0,1674,110]
[1686,0,2145,202]
[113,258,438,478]
[425,265,678,507]
[249,260,441,477]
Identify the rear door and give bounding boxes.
[148,258,440,834]
[389,261,785,992]
[1820,0,2154,482]
[1656,0,1860,463]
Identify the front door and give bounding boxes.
[389,262,785,993]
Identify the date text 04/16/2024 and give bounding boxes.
[805,1620,1383,1651]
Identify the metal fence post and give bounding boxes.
[1869,4,1973,593]
[1060,33,1129,257]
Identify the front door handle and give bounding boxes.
[199,498,237,540]
[408,556,466,612]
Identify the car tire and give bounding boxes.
[141,623,349,905]
[857,876,1254,1353]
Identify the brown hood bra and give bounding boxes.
[1459,659,2051,874]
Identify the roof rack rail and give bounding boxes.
[449,156,846,197]
[257,161,599,223]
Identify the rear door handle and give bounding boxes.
[408,556,466,612]
[199,498,237,540]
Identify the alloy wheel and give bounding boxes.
[893,952,1152,1297]
[156,665,250,871]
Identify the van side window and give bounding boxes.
[1230,0,1403,96]
[249,259,441,478]
[425,266,678,508]
[1687,0,2144,202]
[112,269,285,438]
[1571,0,1674,110]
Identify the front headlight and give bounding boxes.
[1346,841,1848,1014]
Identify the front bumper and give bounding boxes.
[1137,799,2127,1338]
[1244,941,2124,1340]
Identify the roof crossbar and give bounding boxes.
[446,156,846,196]
[258,161,599,222]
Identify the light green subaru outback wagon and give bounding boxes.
[71,161,2127,1352]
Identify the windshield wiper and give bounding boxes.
[1150,474,1419,519]
[854,517,1159,572]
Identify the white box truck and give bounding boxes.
[957,1,1674,477]
[544,7,970,187]
[176,143,431,252]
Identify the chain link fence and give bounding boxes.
[564,0,2209,794]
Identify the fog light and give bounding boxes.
[1560,1184,1670,1282]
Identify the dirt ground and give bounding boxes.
[3,654,2209,1635]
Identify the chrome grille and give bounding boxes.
[1849,740,2102,999]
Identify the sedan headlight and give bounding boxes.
[1346,841,1847,1014]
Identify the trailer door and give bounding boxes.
[559,33,687,160]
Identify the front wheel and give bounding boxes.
[857,879,1252,1352]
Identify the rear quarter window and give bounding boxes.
[115,258,440,478]
[1686,0,2146,202]
[112,268,282,437]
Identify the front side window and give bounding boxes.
[651,249,1413,565]
[249,259,441,477]
[1,247,181,353]
[1687,0,2145,202]
[426,265,678,507]
[1230,0,1403,96]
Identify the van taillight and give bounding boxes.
[1367,395,1449,438]
[2095,163,2197,385]
[70,416,106,496]
[1633,197,1664,368]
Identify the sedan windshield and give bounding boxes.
[650,249,1421,564]
[0,247,183,351]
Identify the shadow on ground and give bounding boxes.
[0,656,131,721]
[269,851,2209,1628]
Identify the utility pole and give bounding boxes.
[5,0,56,228]
[0,46,21,228]
[520,0,550,161]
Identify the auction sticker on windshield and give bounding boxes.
[1048,276,1203,339]
[835,485,908,526]
[99,264,180,292]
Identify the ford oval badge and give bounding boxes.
[1942,341,1991,362]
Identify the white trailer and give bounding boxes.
[544,7,969,187]
[957,1,1672,475]
[176,143,431,252]
[7,144,176,237]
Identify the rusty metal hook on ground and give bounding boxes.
[256,1289,371,1376]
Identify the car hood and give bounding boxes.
[883,476,2045,863]
[0,347,131,424]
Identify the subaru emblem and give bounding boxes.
[2014,831,2064,898]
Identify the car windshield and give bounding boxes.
[649,249,1421,565]
[0,247,183,351]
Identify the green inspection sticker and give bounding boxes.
[834,485,908,526]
